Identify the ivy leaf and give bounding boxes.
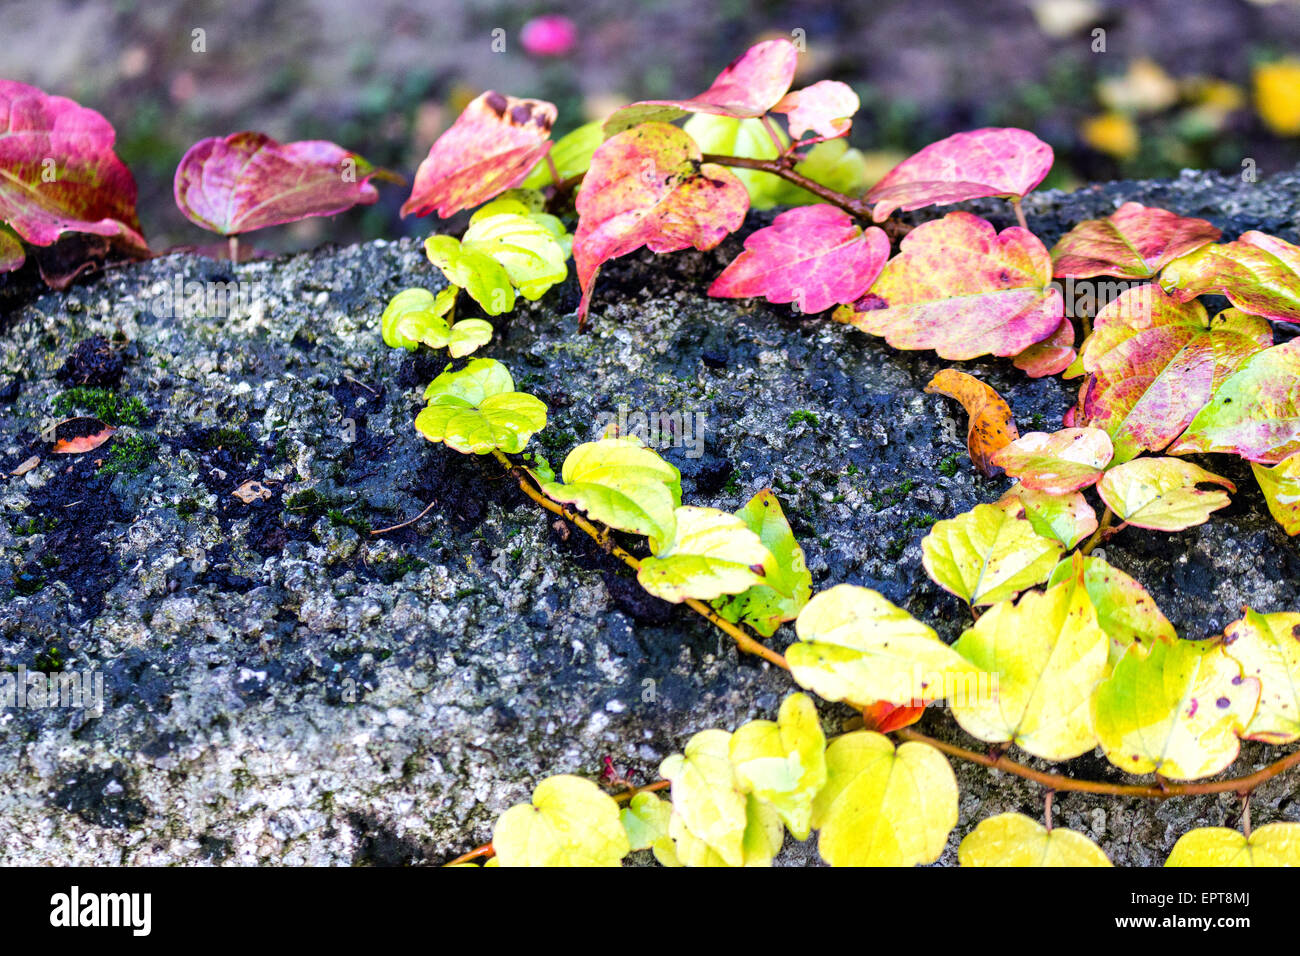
[990,427,1114,494]
[637,506,768,603]
[1221,609,1300,744]
[771,80,860,141]
[1253,452,1300,535]
[444,319,495,359]
[922,503,1063,606]
[659,729,749,867]
[1096,457,1235,532]
[620,792,678,865]
[924,369,1020,477]
[460,200,569,300]
[787,584,984,707]
[998,483,1097,549]
[833,212,1064,361]
[539,437,682,542]
[416,358,547,455]
[1166,824,1300,867]
[708,204,889,315]
[381,287,456,351]
[959,813,1112,867]
[602,39,799,134]
[860,700,926,734]
[401,91,556,219]
[424,235,516,316]
[1047,554,1177,669]
[174,132,399,236]
[1077,285,1272,462]
[0,80,148,266]
[669,793,784,868]
[711,489,812,637]
[1093,639,1259,780]
[574,122,748,320]
[810,732,958,867]
[521,120,602,188]
[728,693,827,841]
[682,114,787,210]
[492,775,630,866]
[1051,202,1221,279]
[951,564,1109,760]
[1012,317,1077,378]
[864,128,1053,222]
[1162,231,1300,323]
[1168,339,1300,464]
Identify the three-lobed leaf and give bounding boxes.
[416,358,547,455]
[728,693,827,841]
[998,483,1097,549]
[1221,608,1300,744]
[637,506,768,603]
[990,427,1114,494]
[540,437,682,542]
[659,729,750,866]
[711,489,812,636]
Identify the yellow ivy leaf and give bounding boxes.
[540,436,682,542]
[998,482,1098,549]
[1097,457,1236,531]
[951,561,1109,760]
[637,506,768,603]
[620,791,679,866]
[810,731,957,867]
[1252,453,1300,535]
[1167,823,1300,866]
[959,813,1112,867]
[1093,639,1260,780]
[1047,553,1177,670]
[1254,58,1300,137]
[728,693,827,840]
[659,729,749,866]
[921,502,1063,606]
[669,793,784,867]
[1222,608,1300,744]
[492,775,630,866]
[787,583,985,707]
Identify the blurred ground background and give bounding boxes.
[5,0,1300,252]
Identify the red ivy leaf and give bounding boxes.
[603,39,798,134]
[0,80,147,271]
[574,122,749,320]
[865,128,1053,222]
[707,204,889,314]
[771,80,860,142]
[1013,317,1076,378]
[834,212,1064,360]
[175,132,400,236]
[1051,202,1221,279]
[1162,231,1300,323]
[860,700,925,734]
[401,91,556,219]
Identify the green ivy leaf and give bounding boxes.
[521,121,604,189]
[445,318,494,358]
[492,774,630,866]
[1096,457,1235,532]
[1252,452,1300,535]
[380,287,457,351]
[540,437,682,542]
[682,113,788,209]
[711,489,812,636]
[1047,553,1176,670]
[959,813,1112,867]
[997,483,1098,549]
[637,506,768,603]
[659,729,750,866]
[774,139,872,205]
[461,199,570,299]
[728,693,827,841]
[416,358,547,455]
[787,583,984,707]
[921,502,1063,606]
[810,731,958,867]
[620,791,678,865]
[425,234,516,316]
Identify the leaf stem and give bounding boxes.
[759,115,789,156]
[895,726,1300,798]
[1079,507,1114,556]
[491,450,790,669]
[1010,197,1029,230]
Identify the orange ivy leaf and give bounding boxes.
[860,700,925,734]
[923,369,1019,477]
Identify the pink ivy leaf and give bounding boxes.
[1051,202,1221,279]
[1013,317,1076,378]
[1168,338,1300,464]
[990,427,1115,494]
[1162,231,1300,323]
[833,211,1064,360]
[771,80,860,142]
[401,92,556,219]
[1077,285,1272,463]
[0,80,148,271]
[175,132,401,236]
[602,39,798,135]
[865,128,1053,222]
[707,204,889,315]
[575,122,749,320]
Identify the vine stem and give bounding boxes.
[490,450,789,669]
[895,726,1300,798]
[700,153,876,221]
[1079,507,1114,556]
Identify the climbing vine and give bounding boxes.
[376,36,1300,867]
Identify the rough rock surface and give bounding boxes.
[1,166,1298,866]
